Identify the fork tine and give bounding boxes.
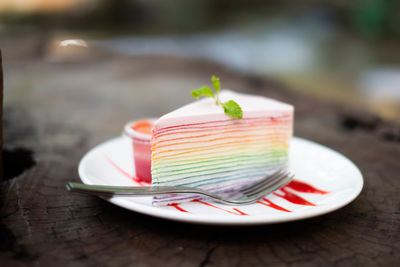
[240,170,288,195]
[243,172,289,196]
[239,169,284,194]
[244,173,294,198]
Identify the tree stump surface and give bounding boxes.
[1,51,400,267]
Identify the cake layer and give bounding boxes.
[154,90,293,130]
[151,90,293,205]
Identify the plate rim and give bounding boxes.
[78,136,364,225]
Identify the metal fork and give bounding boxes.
[66,170,294,205]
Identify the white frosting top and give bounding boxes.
[154,90,294,129]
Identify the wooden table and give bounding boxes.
[1,49,400,266]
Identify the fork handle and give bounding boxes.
[66,182,205,197]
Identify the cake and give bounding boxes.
[151,90,294,205]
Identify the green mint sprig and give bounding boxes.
[191,75,243,119]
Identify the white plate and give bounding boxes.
[78,136,363,225]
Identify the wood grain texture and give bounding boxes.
[1,52,399,267]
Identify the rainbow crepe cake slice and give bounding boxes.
[151,90,294,205]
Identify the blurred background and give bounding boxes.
[1,0,399,122]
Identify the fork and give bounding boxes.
[66,170,294,205]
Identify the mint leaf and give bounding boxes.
[191,76,243,119]
[222,100,243,119]
[211,75,221,94]
[191,86,215,99]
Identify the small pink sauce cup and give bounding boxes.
[124,119,155,183]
